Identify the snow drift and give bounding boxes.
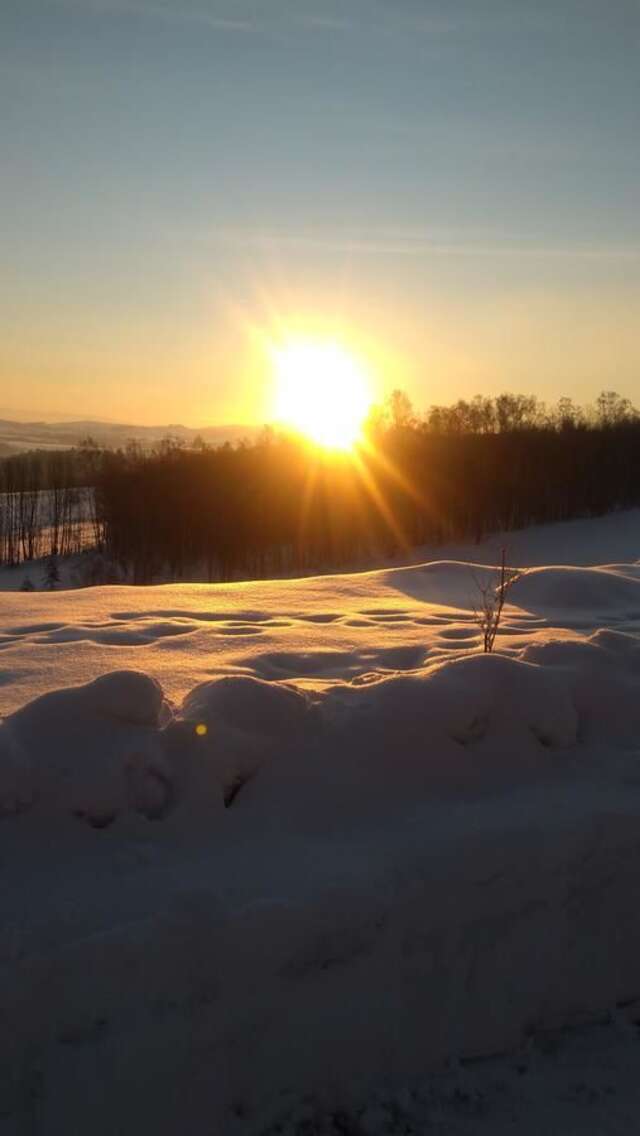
[2,628,637,827]
[1,515,640,1133]
[0,648,612,825]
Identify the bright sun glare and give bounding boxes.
[273,340,372,450]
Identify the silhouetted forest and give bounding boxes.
[0,448,101,567]
[1,390,638,581]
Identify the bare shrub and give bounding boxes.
[473,549,520,653]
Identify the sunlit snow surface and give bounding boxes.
[1,510,640,1134]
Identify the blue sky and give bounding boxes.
[1,0,639,424]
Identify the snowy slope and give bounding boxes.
[1,509,640,1134]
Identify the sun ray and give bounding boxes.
[358,433,446,537]
[349,447,410,553]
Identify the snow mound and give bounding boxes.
[0,671,172,824]
[182,674,313,737]
[382,559,640,622]
[378,560,502,609]
[413,651,578,749]
[303,653,580,809]
[522,630,640,745]
[6,642,639,826]
[512,564,640,614]
[178,675,317,803]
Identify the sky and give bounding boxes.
[1,0,639,426]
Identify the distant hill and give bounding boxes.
[0,418,259,455]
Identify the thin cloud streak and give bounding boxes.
[45,0,463,38]
[201,226,640,261]
[296,12,354,32]
[46,0,259,34]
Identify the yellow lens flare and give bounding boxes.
[273,339,372,451]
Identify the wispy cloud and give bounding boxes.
[297,13,353,32]
[43,0,463,40]
[199,224,640,261]
[47,0,259,34]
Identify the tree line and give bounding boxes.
[92,389,640,584]
[1,390,638,582]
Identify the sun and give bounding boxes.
[272,339,372,450]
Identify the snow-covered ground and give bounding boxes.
[1,509,639,1134]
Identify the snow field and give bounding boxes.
[0,510,639,1132]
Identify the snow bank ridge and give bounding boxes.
[2,624,639,826]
